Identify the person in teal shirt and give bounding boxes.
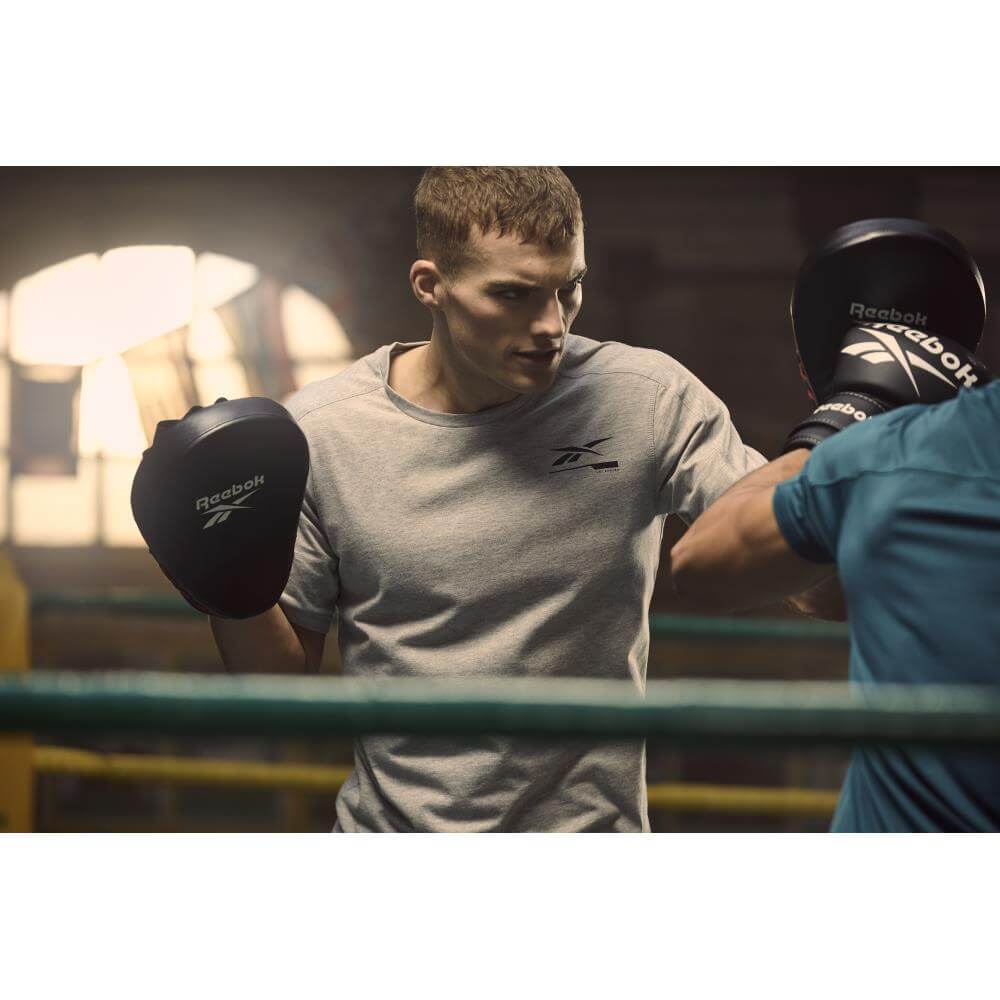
[670,382,1000,831]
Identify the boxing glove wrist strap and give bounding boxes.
[782,391,891,453]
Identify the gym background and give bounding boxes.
[2,166,998,832]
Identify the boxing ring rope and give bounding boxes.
[30,593,851,643]
[5,595,931,825]
[4,672,1000,746]
[11,592,856,827]
[31,745,840,818]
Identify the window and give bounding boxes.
[1,248,353,547]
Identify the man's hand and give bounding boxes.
[669,450,837,615]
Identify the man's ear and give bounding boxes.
[410,259,444,308]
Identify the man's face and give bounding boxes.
[437,227,586,396]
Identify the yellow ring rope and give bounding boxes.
[33,746,838,817]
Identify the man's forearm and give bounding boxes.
[670,449,836,613]
[671,451,810,577]
[210,605,308,673]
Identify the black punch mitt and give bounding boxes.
[791,218,986,403]
[131,397,310,619]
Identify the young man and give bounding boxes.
[669,382,1000,831]
[213,167,768,831]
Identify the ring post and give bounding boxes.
[0,550,31,832]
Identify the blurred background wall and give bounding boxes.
[3,166,998,831]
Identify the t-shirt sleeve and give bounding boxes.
[654,370,767,524]
[279,474,340,634]
[772,438,852,564]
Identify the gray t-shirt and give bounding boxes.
[280,333,766,831]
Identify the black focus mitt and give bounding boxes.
[131,397,309,619]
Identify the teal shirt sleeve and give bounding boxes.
[772,437,855,565]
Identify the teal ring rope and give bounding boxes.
[30,593,851,643]
[1,672,999,746]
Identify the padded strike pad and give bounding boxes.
[131,397,310,619]
[791,218,986,401]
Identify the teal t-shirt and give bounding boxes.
[773,382,1000,832]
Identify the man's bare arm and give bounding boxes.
[669,449,840,615]
[210,606,326,673]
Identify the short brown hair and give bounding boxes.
[415,166,583,277]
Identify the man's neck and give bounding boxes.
[389,335,520,415]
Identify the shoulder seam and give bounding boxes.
[291,385,383,423]
[560,365,708,428]
[557,367,686,394]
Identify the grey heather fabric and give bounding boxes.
[279,333,766,831]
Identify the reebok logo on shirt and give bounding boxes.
[549,437,620,473]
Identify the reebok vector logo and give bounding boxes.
[849,303,928,327]
[549,436,619,473]
[841,325,980,397]
[196,475,264,529]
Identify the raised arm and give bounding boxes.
[668,450,835,613]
